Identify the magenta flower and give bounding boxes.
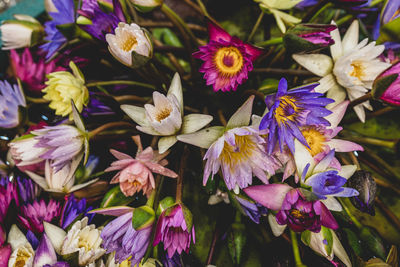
[193,22,263,92]
[18,199,60,233]
[106,136,178,197]
[0,178,18,223]
[10,48,65,94]
[372,62,400,106]
[244,185,338,233]
[153,203,195,258]
[0,245,11,266]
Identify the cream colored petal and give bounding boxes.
[292,54,333,77]
[332,231,352,267]
[342,20,359,55]
[120,105,149,127]
[268,214,287,237]
[294,140,314,179]
[326,85,347,109]
[330,21,343,62]
[315,74,337,94]
[158,136,178,154]
[136,125,161,135]
[271,9,287,33]
[8,225,29,250]
[226,96,254,129]
[337,165,357,179]
[26,171,49,190]
[322,197,342,212]
[69,178,99,193]
[177,126,225,149]
[353,104,366,123]
[181,114,213,134]
[167,73,183,113]
[43,222,66,254]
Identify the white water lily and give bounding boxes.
[255,0,301,33]
[293,20,391,122]
[122,73,213,153]
[44,217,105,266]
[7,225,35,267]
[1,15,43,50]
[26,155,97,194]
[106,22,152,67]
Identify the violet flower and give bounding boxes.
[101,211,152,265]
[16,176,40,204]
[235,196,268,224]
[193,22,263,92]
[18,199,60,233]
[153,203,195,258]
[60,195,93,229]
[0,80,26,129]
[259,78,334,154]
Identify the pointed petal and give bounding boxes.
[33,234,57,267]
[313,149,335,173]
[327,139,363,152]
[315,74,337,94]
[294,140,314,178]
[120,105,149,127]
[330,21,343,62]
[337,165,357,179]
[158,136,178,154]
[177,126,225,149]
[26,171,49,190]
[342,20,359,55]
[226,96,254,129]
[325,101,349,128]
[69,178,99,192]
[43,222,66,254]
[293,54,333,77]
[181,114,213,134]
[332,231,352,267]
[243,184,292,210]
[88,206,134,216]
[208,21,231,42]
[268,214,287,237]
[321,197,342,211]
[7,225,28,251]
[167,73,183,113]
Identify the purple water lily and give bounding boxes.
[60,195,93,229]
[244,185,338,233]
[16,176,39,204]
[235,196,268,224]
[0,80,26,129]
[40,0,75,60]
[101,211,152,265]
[259,78,334,154]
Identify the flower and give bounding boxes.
[0,178,18,222]
[78,0,125,41]
[193,22,263,92]
[101,211,152,265]
[178,96,281,193]
[153,203,195,258]
[18,199,60,233]
[255,0,301,33]
[244,185,338,233]
[372,62,400,106]
[347,170,377,215]
[0,15,44,50]
[283,24,337,53]
[105,135,178,197]
[259,78,334,154]
[122,73,213,153]
[16,176,40,204]
[296,0,318,9]
[235,196,268,224]
[43,61,89,119]
[9,124,86,172]
[293,20,391,122]
[106,22,152,67]
[0,245,11,266]
[60,195,93,229]
[10,48,65,94]
[0,80,26,129]
[40,0,75,60]
[8,225,35,267]
[33,234,57,267]
[61,217,106,266]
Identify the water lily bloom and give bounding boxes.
[106,22,152,67]
[130,0,163,12]
[294,140,359,211]
[0,80,26,129]
[106,135,177,197]
[122,73,213,153]
[43,61,89,119]
[60,195,93,229]
[259,78,334,154]
[78,0,125,41]
[244,185,338,233]
[40,0,75,59]
[178,96,281,193]
[255,0,301,33]
[0,244,11,266]
[193,22,263,92]
[154,203,195,258]
[0,15,44,50]
[101,211,152,265]
[33,234,57,267]
[7,224,35,267]
[16,176,40,204]
[10,48,65,94]
[0,178,18,222]
[18,199,60,233]
[293,20,391,122]
[372,62,400,106]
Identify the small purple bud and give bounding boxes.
[347,170,377,215]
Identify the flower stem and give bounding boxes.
[370,0,385,7]
[86,80,156,90]
[146,184,157,207]
[255,37,283,47]
[88,121,135,138]
[336,14,353,26]
[25,96,50,104]
[338,198,363,229]
[253,68,312,76]
[247,11,264,42]
[309,2,334,22]
[290,230,307,267]
[348,92,372,108]
[176,145,189,202]
[303,0,329,22]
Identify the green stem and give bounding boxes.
[26,96,50,104]
[290,230,307,267]
[86,80,156,90]
[338,198,363,229]
[336,15,353,26]
[247,11,264,42]
[309,2,334,23]
[88,121,134,139]
[370,0,385,7]
[255,37,283,47]
[146,186,157,207]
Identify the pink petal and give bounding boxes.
[208,21,231,42]
[244,43,264,61]
[244,184,292,210]
[144,162,178,178]
[109,149,133,160]
[327,139,364,152]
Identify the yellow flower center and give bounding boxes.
[14,248,32,267]
[349,61,365,80]
[129,179,142,187]
[301,126,326,157]
[155,107,172,122]
[78,238,92,252]
[274,95,301,125]
[120,33,138,52]
[290,209,306,219]
[219,134,256,168]
[214,47,244,76]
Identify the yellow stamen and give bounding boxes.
[14,248,32,267]
[349,61,365,80]
[290,209,305,219]
[214,47,244,76]
[301,126,326,157]
[274,95,300,125]
[155,107,172,122]
[120,34,138,52]
[219,134,256,168]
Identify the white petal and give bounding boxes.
[292,54,333,77]
[26,171,49,190]
[226,96,254,129]
[322,197,342,211]
[294,140,314,179]
[326,85,347,109]
[342,20,359,55]
[181,114,213,134]
[158,135,178,154]
[167,73,184,114]
[332,231,352,267]
[315,74,338,94]
[43,222,66,254]
[268,214,287,237]
[8,225,29,250]
[177,126,225,149]
[325,101,349,128]
[69,178,99,193]
[330,21,343,62]
[120,105,149,127]
[337,165,357,179]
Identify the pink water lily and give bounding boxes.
[106,136,178,197]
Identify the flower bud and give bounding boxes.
[347,170,377,215]
[132,205,155,230]
[106,22,153,68]
[130,0,163,12]
[0,15,44,50]
[372,62,400,106]
[377,0,400,43]
[284,24,336,53]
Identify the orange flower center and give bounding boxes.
[120,34,138,52]
[214,46,244,77]
[301,126,326,157]
[219,134,256,168]
[290,209,306,219]
[155,107,172,122]
[274,95,301,125]
[349,61,365,80]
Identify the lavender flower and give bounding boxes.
[60,195,93,229]
[259,78,334,154]
[0,80,26,129]
[16,176,39,204]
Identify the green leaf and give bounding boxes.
[100,185,135,208]
[258,78,279,94]
[227,221,247,265]
[343,228,363,256]
[377,17,400,44]
[55,23,77,39]
[132,206,155,230]
[360,227,387,260]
